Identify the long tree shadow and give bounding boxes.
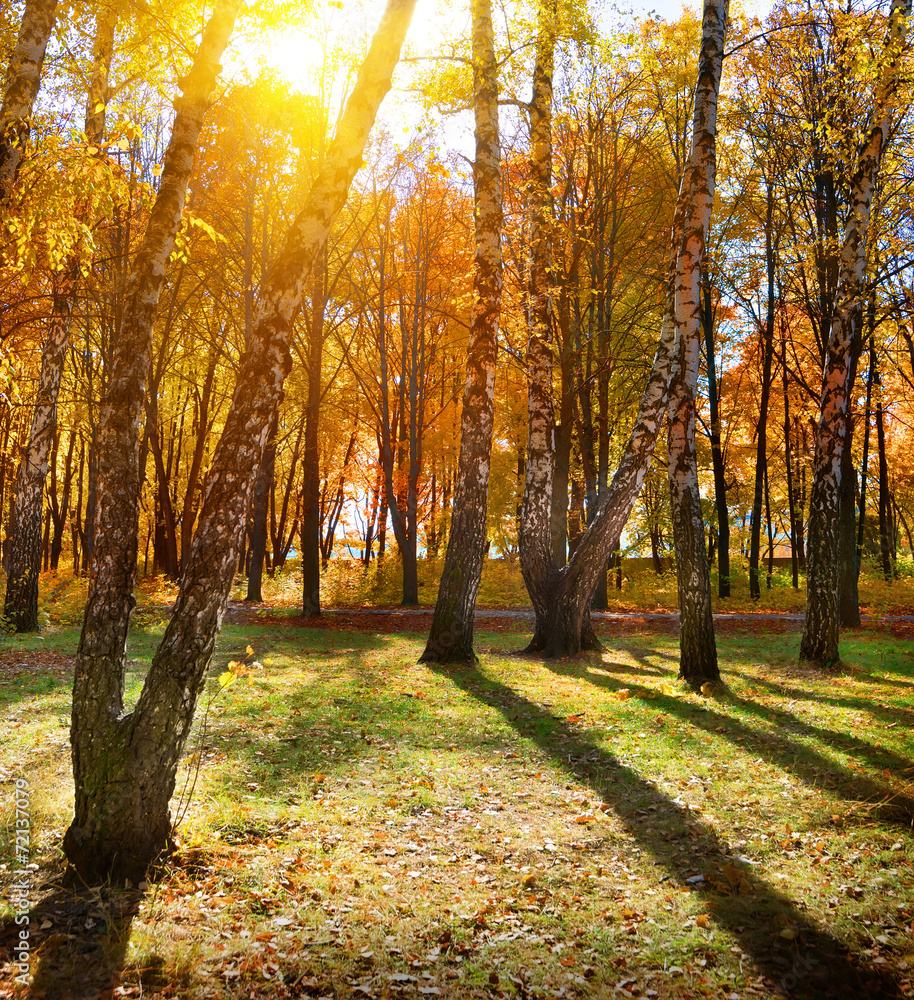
[430,662,901,999]
[547,659,914,829]
[598,656,914,781]
[730,670,914,729]
[720,685,914,778]
[1,884,144,999]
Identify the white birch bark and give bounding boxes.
[64,0,418,883]
[0,0,57,198]
[421,0,502,662]
[65,0,244,880]
[666,0,728,686]
[518,0,558,645]
[800,0,911,668]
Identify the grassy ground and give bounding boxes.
[1,602,913,999]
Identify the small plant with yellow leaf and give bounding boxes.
[172,644,262,834]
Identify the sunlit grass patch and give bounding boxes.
[1,619,912,998]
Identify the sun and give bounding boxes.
[228,0,454,98]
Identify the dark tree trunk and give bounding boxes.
[838,411,861,625]
[49,431,74,571]
[180,346,218,561]
[749,184,777,600]
[764,464,774,588]
[856,335,875,582]
[301,246,327,616]
[246,411,277,602]
[876,383,893,582]
[782,330,799,589]
[702,270,729,598]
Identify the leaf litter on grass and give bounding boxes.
[0,618,913,999]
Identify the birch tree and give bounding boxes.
[518,0,559,645]
[665,0,728,686]
[421,0,502,662]
[2,8,117,632]
[0,0,57,199]
[799,0,910,668]
[517,0,728,678]
[64,0,418,883]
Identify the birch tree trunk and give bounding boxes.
[64,0,417,883]
[799,0,910,668]
[522,0,727,663]
[2,9,116,632]
[420,0,502,662]
[3,270,75,630]
[0,0,57,199]
[665,0,726,688]
[518,0,559,649]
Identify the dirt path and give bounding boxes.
[223,604,914,639]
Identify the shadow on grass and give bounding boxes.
[430,661,901,1000]
[731,670,914,729]
[1,884,144,999]
[546,658,914,830]
[720,686,914,779]
[599,653,914,784]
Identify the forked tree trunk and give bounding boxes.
[799,0,909,668]
[421,0,502,663]
[63,0,417,883]
[519,0,726,662]
[0,0,57,199]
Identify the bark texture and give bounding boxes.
[520,0,726,661]
[2,9,116,631]
[665,0,726,688]
[799,0,910,668]
[65,0,245,880]
[518,1,559,646]
[420,0,502,663]
[0,0,57,198]
[64,0,417,883]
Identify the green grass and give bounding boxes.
[1,612,913,999]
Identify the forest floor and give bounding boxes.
[1,593,914,1000]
